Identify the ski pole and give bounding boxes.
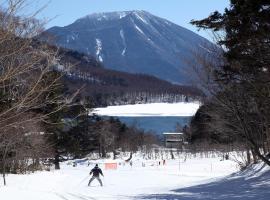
[77,175,89,186]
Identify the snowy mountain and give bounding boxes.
[41,11,213,84]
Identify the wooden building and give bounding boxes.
[163,132,184,148]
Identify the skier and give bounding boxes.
[88,164,104,186]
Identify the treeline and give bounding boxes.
[86,92,190,106]
[189,0,270,167]
[48,114,159,161]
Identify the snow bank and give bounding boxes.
[91,102,200,117]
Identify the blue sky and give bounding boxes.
[33,0,229,41]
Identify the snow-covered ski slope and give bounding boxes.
[1,153,269,200]
[92,102,200,116]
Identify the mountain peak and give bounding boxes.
[44,10,212,84]
[78,10,150,22]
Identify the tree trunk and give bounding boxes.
[125,152,133,162]
[246,148,251,165]
[170,149,175,160]
[2,160,6,186]
[54,154,60,170]
[113,150,117,160]
[2,146,8,186]
[251,149,258,164]
[3,171,6,186]
[252,146,270,166]
[101,146,106,158]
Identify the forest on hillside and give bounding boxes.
[56,47,203,107]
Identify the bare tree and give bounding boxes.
[0,0,71,185]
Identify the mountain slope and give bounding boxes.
[56,47,203,107]
[41,11,213,84]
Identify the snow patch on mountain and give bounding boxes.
[134,12,148,24]
[95,38,103,62]
[119,12,127,19]
[120,29,127,56]
[66,33,78,44]
[134,24,144,35]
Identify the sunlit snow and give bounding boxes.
[1,153,268,200]
[135,12,148,24]
[91,102,200,117]
[134,24,145,35]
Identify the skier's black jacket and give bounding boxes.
[90,166,103,177]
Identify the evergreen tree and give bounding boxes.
[191,0,270,166]
[191,0,270,81]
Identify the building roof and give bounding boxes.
[166,139,183,142]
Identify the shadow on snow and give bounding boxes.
[137,164,270,200]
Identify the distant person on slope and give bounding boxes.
[88,164,104,186]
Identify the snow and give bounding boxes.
[66,34,78,44]
[163,132,183,135]
[91,102,200,117]
[95,15,108,21]
[55,64,64,71]
[97,56,103,62]
[95,38,103,62]
[119,12,127,19]
[164,20,172,26]
[260,5,270,12]
[0,152,269,200]
[135,12,148,24]
[120,29,127,56]
[134,24,145,35]
[96,39,102,55]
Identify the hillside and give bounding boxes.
[56,47,203,107]
[41,10,213,84]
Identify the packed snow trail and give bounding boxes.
[0,156,269,200]
[0,156,238,200]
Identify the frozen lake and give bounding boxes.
[92,103,199,134]
[116,116,191,134]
